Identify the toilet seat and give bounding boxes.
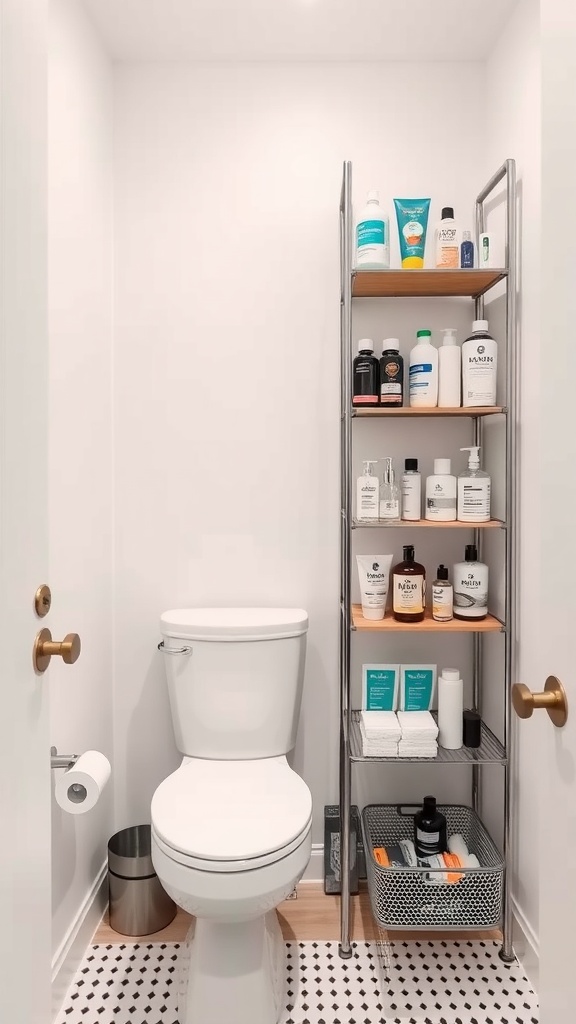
[151,757,312,871]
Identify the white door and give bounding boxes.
[0,1,51,1022]
[533,2,576,1020]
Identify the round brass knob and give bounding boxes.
[33,628,81,674]
[512,675,568,728]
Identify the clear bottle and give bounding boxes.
[453,544,489,620]
[435,207,460,269]
[425,458,457,522]
[437,328,461,408]
[379,339,404,407]
[409,329,438,407]
[432,565,453,622]
[379,457,400,522]
[392,544,426,623]
[355,191,390,269]
[356,460,379,521]
[460,230,474,268]
[401,458,421,521]
[352,339,380,407]
[458,446,491,522]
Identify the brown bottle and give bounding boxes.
[392,544,426,623]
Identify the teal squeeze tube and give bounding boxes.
[394,198,431,269]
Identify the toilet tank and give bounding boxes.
[159,608,308,759]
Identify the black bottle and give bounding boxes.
[353,338,379,407]
[414,796,448,858]
[379,338,404,407]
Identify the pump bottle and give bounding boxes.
[356,460,379,521]
[438,328,461,408]
[458,447,491,522]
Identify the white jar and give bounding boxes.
[453,545,489,619]
[425,458,456,522]
[438,668,464,749]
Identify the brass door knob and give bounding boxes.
[33,628,81,674]
[512,675,568,728]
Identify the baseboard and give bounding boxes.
[512,896,539,992]
[301,843,323,882]
[51,861,108,1021]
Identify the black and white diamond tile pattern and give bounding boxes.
[57,939,538,1024]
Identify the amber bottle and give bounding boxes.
[392,544,426,623]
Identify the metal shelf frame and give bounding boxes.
[338,159,517,962]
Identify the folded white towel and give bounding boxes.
[397,711,438,738]
[361,710,401,738]
[398,742,438,758]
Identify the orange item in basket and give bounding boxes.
[442,852,464,884]
[373,847,390,867]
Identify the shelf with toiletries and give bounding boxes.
[353,406,505,418]
[352,268,507,299]
[351,605,503,633]
[351,518,505,530]
[349,711,506,765]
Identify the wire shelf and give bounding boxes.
[350,711,506,765]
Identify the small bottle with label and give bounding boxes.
[355,191,390,269]
[414,796,448,858]
[356,460,379,521]
[352,339,380,407]
[425,458,457,522]
[460,229,474,268]
[435,207,460,269]
[379,339,404,407]
[379,457,400,522]
[432,565,453,622]
[401,458,421,521]
[392,544,426,623]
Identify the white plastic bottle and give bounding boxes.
[438,668,464,749]
[401,458,421,521]
[435,206,460,269]
[409,329,438,407]
[438,328,461,408]
[453,544,489,620]
[462,320,498,407]
[355,191,390,269]
[425,458,456,522]
[458,446,491,522]
[356,460,379,521]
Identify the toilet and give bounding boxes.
[151,607,312,1024]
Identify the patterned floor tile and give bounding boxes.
[56,939,539,1024]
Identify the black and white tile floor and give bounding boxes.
[57,939,539,1024]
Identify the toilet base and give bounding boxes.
[178,910,285,1024]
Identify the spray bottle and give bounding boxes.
[356,460,379,521]
[457,447,491,522]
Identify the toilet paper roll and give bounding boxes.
[55,750,111,815]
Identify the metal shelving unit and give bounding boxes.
[338,160,517,962]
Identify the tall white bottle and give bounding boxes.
[462,320,498,407]
[401,458,421,521]
[356,460,379,521]
[409,329,438,407]
[438,328,461,408]
[425,458,457,522]
[458,446,491,522]
[355,191,390,269]
[438,668,464,749]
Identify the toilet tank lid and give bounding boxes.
[160,607,309,641]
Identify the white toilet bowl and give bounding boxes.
[151,754,312,1024]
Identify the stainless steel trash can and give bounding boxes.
[108,824,176,935]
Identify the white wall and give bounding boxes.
[49,0,114,967]
[485,0,541,970]
[113,62,488,842]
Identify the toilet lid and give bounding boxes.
[151,759,312,862]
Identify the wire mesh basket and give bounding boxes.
[362,804,504,930]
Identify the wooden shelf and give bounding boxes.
[351,605,504,633]
[353,406,505,417]
[352,518,505,530]
[352,268,507,299]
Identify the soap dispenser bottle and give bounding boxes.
[392,544,426,623]
[356,460,379,521]
[458,447,491,522]
[379,457,400,522]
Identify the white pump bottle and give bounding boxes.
[356,460,379,521]
[458,447,491,522]
[438,328,461,408]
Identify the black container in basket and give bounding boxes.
[362,804,504,930]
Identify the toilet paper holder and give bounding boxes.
[50,746,79,770]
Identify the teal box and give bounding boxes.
[400,664,437,711]
[362,664,400,711]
